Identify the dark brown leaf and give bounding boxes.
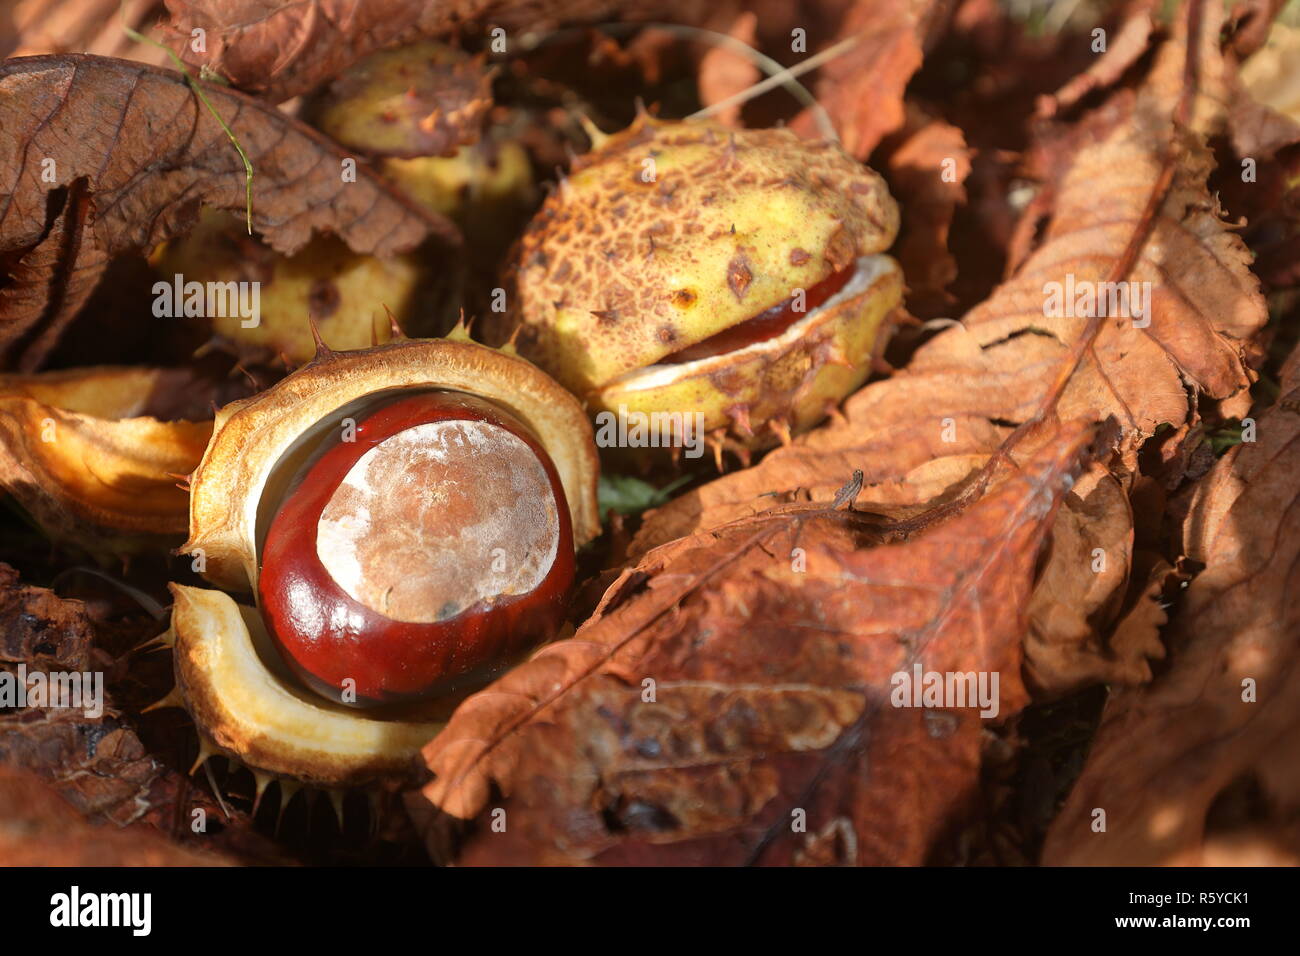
[163,0,711,103]
[0,54,452,369]
[0,562,92,672]
[0,564,173,825]
[1042,348,1300,865]
[0,564,272,860]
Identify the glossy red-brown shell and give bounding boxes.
[258,390,575,706]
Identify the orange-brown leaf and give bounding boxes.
[0,765,229,865]
[788,0,936,158]
[877,106,971,317]
[413,420,1097,865]
[696,11,759,128]
[629,6,1262,703]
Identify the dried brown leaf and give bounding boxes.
[0,564,166,826]
[1042,350,1300,866]
[788,0,934,159]
[696,11,758,128]
[0,764,228,865]
[163,0,707,103]
[953,118,1261,435]
[876,105,971,317]
[639,15,1257,541]
[630,5,1262,700]
[0,563,92,673]
[412,421,1097,865]
[0,565,258,853]
[1024,468,1167,694]
[0,54,452,370]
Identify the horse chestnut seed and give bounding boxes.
[257,389,575,707]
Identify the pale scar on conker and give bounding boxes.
[158,333,600,787]
[486,115,905,460]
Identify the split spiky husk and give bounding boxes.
[488,116,904,455]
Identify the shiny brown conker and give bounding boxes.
[257,389,575,708]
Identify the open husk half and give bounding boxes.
[0,366,211,552]
[164,584,446,787]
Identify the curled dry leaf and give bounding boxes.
[412,420,1097,865]
[1042,348,1300,866]
[0,366,211,549]
[632,117,1263,548]
[635,4,1259,550]
[163,0,711,103]
[0,54,452,370]
[1036,10,1155,118]
[0,764,228,865]
[1024,467,1166,693]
